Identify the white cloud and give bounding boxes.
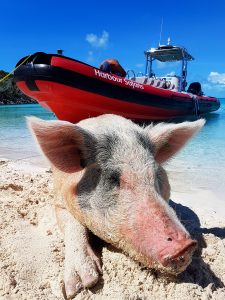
[202,83,212,89]
[197,71,225,97]
[202,72,225,93]
[135,63,144,68]
[86,31,109,48]
[208,72,225,86]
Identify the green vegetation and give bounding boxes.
[0,70,37,104]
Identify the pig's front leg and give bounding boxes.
[56,207,102,299]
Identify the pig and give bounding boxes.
[28,114,205,299]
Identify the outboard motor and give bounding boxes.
[187,82,203,96]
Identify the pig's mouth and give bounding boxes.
[158,239,198,274]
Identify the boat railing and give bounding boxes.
[126,70,136,80]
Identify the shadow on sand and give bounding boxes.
[169,200,225,289]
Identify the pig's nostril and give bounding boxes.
[179,256,185,262]
[167,237,172,241]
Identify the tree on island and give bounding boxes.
[0,70,37,105]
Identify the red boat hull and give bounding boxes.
[14,53,220,123]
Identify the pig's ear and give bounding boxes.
[146,119,205,164]
[27,117,85,173]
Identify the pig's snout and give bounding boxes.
[159,238,197,273]
[120,200,198,274]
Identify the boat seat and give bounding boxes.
[152,79,160,87]
[147,78,154,85]
[150,78,166,88]
[165,81,171,89]
[165,76,180,91]
[133,76,147,84]
[165,81,176,90]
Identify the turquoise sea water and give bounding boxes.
[167,99,225,198]
[0,104,56,162]
[0,101,224,195]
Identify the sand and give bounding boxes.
[0,158,225,300]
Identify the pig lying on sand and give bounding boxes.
[28,114,205,299]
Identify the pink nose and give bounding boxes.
[160,239,197,272]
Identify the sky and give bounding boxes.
[1,0,225,98]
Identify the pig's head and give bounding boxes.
[28,114,205,275]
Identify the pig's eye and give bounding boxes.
[108,171,120,187]
[80,158,87,168]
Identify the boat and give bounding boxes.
[14,43,220,123]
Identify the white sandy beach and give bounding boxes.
[0,157,225,300]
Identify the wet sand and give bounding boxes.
[0,158,225,300]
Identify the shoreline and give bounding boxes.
[0,158,224,299]
[0,99,37,105]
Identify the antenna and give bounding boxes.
[167,36,171,45]
[158,17,163,47]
